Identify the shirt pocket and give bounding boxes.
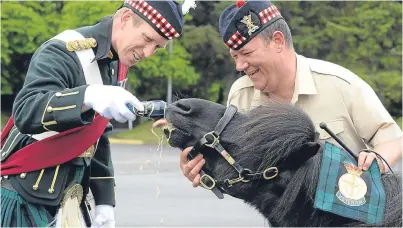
[315,119,344,140]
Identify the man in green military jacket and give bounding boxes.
[1,0,196,227]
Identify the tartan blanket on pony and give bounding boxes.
[314,141,386,225]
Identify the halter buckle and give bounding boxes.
[203,132,219,148]
[240,168,252,183]
[263,167,279,180]
[225,168,253,187]
[200,173,216,190]
[226,176,245,186]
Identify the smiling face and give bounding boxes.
[112,9,168,67]
[230,32,286,93]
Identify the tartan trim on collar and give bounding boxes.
[126,0,180,39]
[258,5,281,24]
[225,31,247,49]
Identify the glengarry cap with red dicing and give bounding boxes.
[121,0,197,40]
[219,0,283,50]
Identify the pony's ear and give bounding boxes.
[283,142,321,169]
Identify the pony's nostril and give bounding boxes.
[176,102,191,113]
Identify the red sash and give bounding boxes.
[1,63,129,175]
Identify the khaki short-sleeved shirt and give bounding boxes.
[227,54,402,156]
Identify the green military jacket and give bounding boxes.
[2,16,120,208]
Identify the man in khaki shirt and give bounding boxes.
[180,0,402,186]
[228,54,402,164]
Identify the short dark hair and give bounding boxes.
[258,19,293,48]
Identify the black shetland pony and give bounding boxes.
[163,98,402,227]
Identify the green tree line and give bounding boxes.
[1,1,401,118]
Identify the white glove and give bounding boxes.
[84,85,144,123]
[91,205,115,228]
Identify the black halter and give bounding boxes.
[187,105,279,199]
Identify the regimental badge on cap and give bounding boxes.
[219,0,283,50]
[236,11,260,38]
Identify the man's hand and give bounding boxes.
[180,147,205,187]
[358,151,386,174]
[91,205,115,228]
[358,137,402,174]
[83,85,144,123]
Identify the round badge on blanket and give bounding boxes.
[337,162,368,206]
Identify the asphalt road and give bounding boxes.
[111,144,267,227]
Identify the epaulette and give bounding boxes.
[66,38,97,52]
[308,58,354,85]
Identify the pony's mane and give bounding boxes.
[223,103,321,223]
[235,103,317,168]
